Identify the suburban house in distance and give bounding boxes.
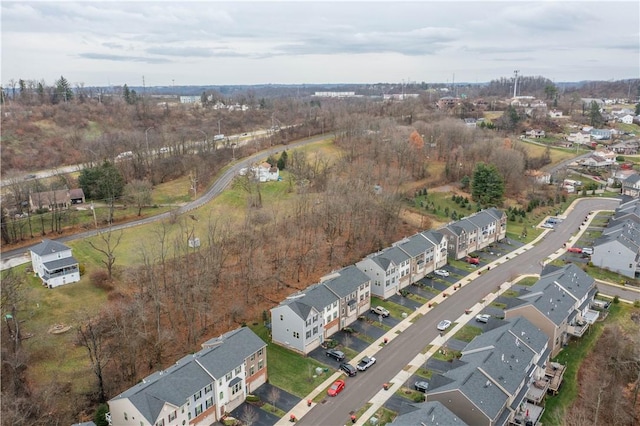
[270,265,371,354]
[591,198,640,278]
[28,188,85,211]
[29,239,80,288]
[440,208,507,260]
[427,316,550,426]
[107,327,267,426]
[504,264,598,356]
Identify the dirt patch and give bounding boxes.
[48,324,72,334]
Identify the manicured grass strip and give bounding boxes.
[369,406,398,425]
[514,276,538,286]
[453,325,483,342]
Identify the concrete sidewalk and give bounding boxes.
[278,200,637,426]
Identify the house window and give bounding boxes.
[280,314,283,321]
[306,330,311,338]
[232,381,242,395]
[258,348,263,356]
[193,390,202,401]
[225,372,232,381]
[313,315,318,322]
[124,413,128,421]
[250,366,255,375]
[218,379,222,387]
[293,331,299,338]
[206,397,214,408]
[155,420,165,426]
[205,384,212,393]
[313,326,318,334]
[258,360,264,370]
[326,315,331,323]
[195,404,203,416]
[333,312,337,320]
[235,366,241,375]
[220,391,224,400]
[250,353,255,361]
[169,411,177,421]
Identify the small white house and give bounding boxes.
[251,162,279,182]
[30,239,80,288]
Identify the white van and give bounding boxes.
[582,247,594,255]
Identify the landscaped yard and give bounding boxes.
[251,324,330,397]
[452,325,483,342]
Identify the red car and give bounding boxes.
[465,256,480,265]
[327,379,345,397]
[567,247,582,253]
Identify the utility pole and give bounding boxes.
[513,70,520,98]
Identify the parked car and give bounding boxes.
[437,320,452,331]
[541,222,555,229]
[326,349,345,361]
[434,269,450,277]
[475,314,491,323]
[582,247,594,255]
[465,256,480,265]
[370,306,390,317]
[357,356,376,371]
[414,381,429,393]
[327,379,345,396]
[339,363,357,377]
[567,247,582,253]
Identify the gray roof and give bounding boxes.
[30,239,71,256]
[622,174,640,186]
[394,233,434,257]
[392,401,469,425]
[279,283,338,313]
[514,264,594,325]
[454,218,478,233]
[321,265,370,298]
[376,246,411,265]
[111,327,265,424]
[43,256,78,270]
[467,210,497,228]
[280,300,314,320]
[429,318,545,423]
[595,220,640,253]
[421,229,445,245]
[444,224,466,237]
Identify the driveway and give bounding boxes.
[347,320,386,342]
[416,277,450,292]
[425,358,456,374]
[444,338,467,352]
[382,393,423,416]
[388,294,422,311]
[227,402,280,426]
[405,284,436,300]
[251,383,301,412]
[330,329,371,353]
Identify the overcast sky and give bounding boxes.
[2,1,639,88]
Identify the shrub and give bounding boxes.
[94,404,110,426]
[78,263,86,276]
[613,295,620,304]
[90,270,112,291]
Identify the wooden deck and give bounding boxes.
[545,362,566,394]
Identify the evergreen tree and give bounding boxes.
[53,75,73,103]
[471,163,505,206]
[277,151,288,170]
[589,101,604,127]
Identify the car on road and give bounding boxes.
[414,381,429,393]
[24,174,37,180]
[370,306,390,317]
[339,363,357,377]
[327,379,345,396]
[475,314,491,323]
[437,320,452,331]
[326,349,345,361]
[434,269,450,277]
[357,356,376,371]
[567,247,582,253]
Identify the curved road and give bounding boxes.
[299,197,624,426]
[0,134,334,268]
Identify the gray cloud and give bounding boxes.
[78,52,172,64]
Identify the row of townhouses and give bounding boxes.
[107,327,268,426]
[271,208,507,355]
[591,197,640,278]
[397,263,601,426]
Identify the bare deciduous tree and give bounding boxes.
[88,227,123,280]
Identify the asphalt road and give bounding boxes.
[298,197,622,426]
[0,134,334,268]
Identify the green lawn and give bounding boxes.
[370,297,414,318]
[452,325,483,342]
[250,325,330,397]
[514,276,538,286]
[541,303,625,423]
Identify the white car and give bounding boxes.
[475,314,491,323]
[370,306,390,317]
[437,320,452,331]
[434,269,450,277]
[357,356,376,371]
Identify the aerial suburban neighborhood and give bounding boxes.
[1,2,639,426]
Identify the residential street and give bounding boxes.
[298,197,621,426]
